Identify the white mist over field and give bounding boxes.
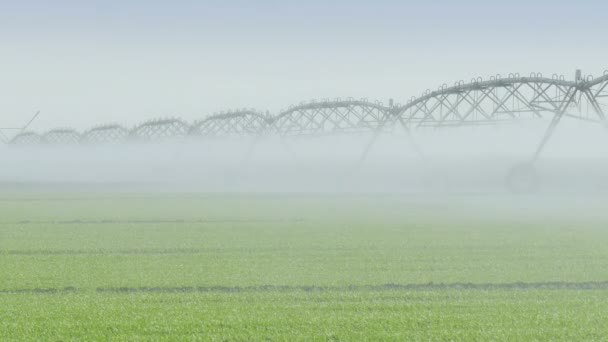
[2,121,607,194]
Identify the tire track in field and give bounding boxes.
[3,246,351,256]
[4,281,608,295]
[0,287,77,294]
[2,218,305,225]
[93,281,608,293]
[3,248,210,255]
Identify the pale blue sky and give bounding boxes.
[1,0,607,130]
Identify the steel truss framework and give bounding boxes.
[189,110,271,137]
[81,125,130,144]
[43,128,81,145]
[8,71,608,163]
[272,100,390,136]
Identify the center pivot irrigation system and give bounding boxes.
[4,70,608,192]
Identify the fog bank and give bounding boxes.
[2,123,607,194]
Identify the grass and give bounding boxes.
[1,193,608,340]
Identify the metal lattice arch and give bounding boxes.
[129,118,190,141]
[9,132,43,145]
[42,128,81,145]
[271,99,391,137]
[394,74,605,128]
[81,124,130,144]
[189,110,271,138]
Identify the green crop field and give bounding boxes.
[1,192,608,341]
